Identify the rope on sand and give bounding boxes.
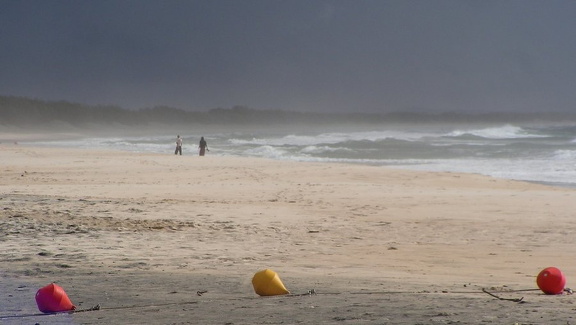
[3,286,571,319]
[68,286,574,313]
[67,289,318,314]
[71,304,101,313]
[67,289,315,314]
[287,289,317,297]
[69,290,213,313]
[71,300,199,313]
[481,288,524,303]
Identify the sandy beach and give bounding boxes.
[2,144,576,324]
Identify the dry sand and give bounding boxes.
[1,144,576,324]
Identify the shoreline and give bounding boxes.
[2,145,576,323]
[5,139,576,191]
[527,180,576,190]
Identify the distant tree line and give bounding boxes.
[1,95,575,129]
[0,96,136,126]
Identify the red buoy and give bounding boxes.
[35,283,76,313]
[536,267,566,295]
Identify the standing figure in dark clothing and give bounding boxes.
[198,136,208,156]
[175,135,183,155]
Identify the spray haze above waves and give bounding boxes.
[4,96,575,186]
[23,123,576,188]
[445,124,548,139]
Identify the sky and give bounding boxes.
[1,0,576,114]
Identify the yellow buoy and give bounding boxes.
[252,269,290,296]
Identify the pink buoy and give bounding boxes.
[35,283,76,313]
[536,267,566,295]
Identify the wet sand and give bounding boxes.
[1,145,576,324]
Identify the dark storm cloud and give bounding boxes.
[1,0,575,113]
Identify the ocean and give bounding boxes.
[23,123,576,188]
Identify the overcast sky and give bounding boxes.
[1,0,575,113]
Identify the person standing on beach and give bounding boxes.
[175,135,183,155]
[198,136,208,156]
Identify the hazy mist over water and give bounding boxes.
[2,1,576,188]
[18,121,576,188]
